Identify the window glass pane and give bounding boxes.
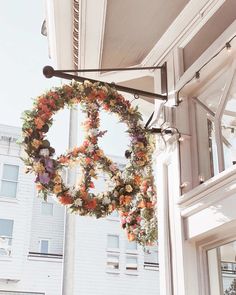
[2,165,19,181]
[207,240,236,294]
[144,245,159,264]
[41,202,53,216]
[0,181,17,198]
[126,256,138,270]
[221,71,236,169]
[40,240,49,253]
[126,240,137,251]
[0,219,13,237]
[107,254,119,270]
[110,210,119,218]
[107,235,119,249]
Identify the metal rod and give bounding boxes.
[43,66,167,100]
[46,65,163,73]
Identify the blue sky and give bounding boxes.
[0,1,129,156]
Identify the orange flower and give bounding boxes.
[127,233,136,241]
[120,195,132,205]
[72,147,80,157]
[138,200,146,208]
[124,195,132,205]
[85,157,92,165]
[36,183,44,191]
[134,175,142,185]
[53,184,62,194]
[32,139,42,149]
[85,198,97,209]
[58,156,69,164]
[96,149,104,157]
[34,117,44,129]
[59,194,73,205]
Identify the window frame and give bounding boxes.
[107,234,120,252]
[0,163,19,198]
[0,218,14,257]
[106,253,120,272]
[125,255,138,273]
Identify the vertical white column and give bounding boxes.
[62,107,78,295]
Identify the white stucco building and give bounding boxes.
[44,0,236,294]
[0,124,159,295]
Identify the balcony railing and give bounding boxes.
[0,236,12,257]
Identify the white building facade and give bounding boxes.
[44,0,236,294]
[0,125,159,295]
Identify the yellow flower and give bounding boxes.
[32,139,42,149]
[54,175,62,184]
[33,162,45,173]
[110,100,115,106]
[53,184,62,194]
[125,184,133,193]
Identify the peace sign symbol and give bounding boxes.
[22,80,157,245]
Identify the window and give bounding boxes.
[126,256,138,271]
[0,164,19,198]
[109,210,119,218]
[207,240,236,294]
[107,235,119,250]
[107,254,119,270]
[39,239,49,254]
[144,245,159,270]
[126,240,137,252]
[0,219,13,256]
[41,202,53,216]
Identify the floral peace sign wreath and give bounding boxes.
[22,80,157,245]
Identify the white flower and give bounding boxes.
[88,129,99,136]
[39,148,50,157]
[102,196,111,205]
[74,198,83,207]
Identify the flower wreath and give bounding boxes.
[22,80,157,245]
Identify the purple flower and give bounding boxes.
[38,172,50,184]
[44,158,55,173]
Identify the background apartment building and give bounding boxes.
[0,124,159,295]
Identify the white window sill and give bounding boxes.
[126,250,138,255]
[0,196,19,204]
[125,270,139,276]
[27,256,63,263]
[106,269,120,275]
[106,248,120,253]
[0,256,12,261]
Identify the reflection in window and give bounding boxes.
[107,254,119,270]
[0,219,13,256]
[207,240,236,294]
[221,72,236,169]
[126,256,138,271]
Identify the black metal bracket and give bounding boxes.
[43,65,168,101]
